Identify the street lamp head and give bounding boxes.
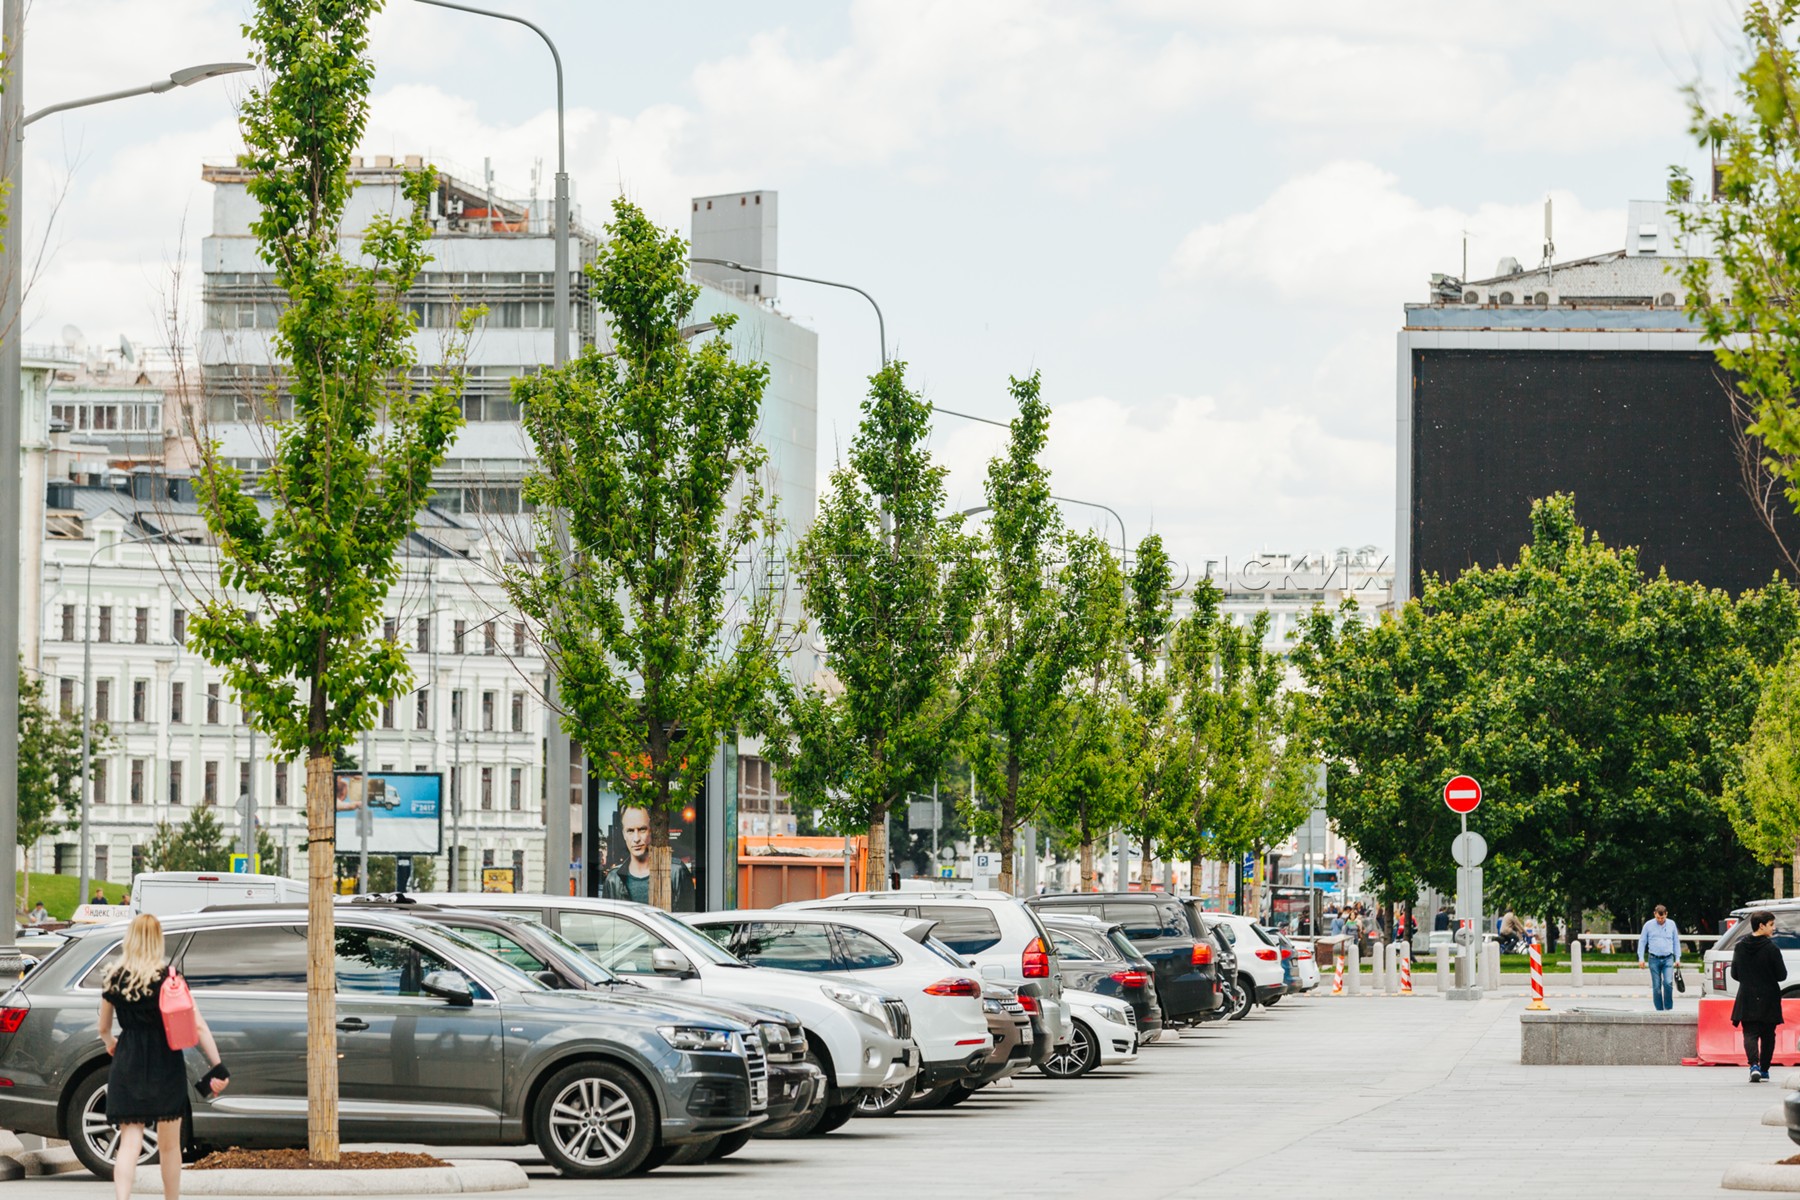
[165,62,255,91]
[692,257,747,272]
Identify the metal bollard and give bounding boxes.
[1436,942,1452,992]
[1346,941,1361,994]
[1570,938,1582,990]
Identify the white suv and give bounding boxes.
[1704,900,1800,999]
[1206,913,1290,1019]
[783,890,1072,1047]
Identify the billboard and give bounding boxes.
[335,771,443,856]
[587,781,702,912]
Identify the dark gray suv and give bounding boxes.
[0,910,767,1178]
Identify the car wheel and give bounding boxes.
[854,1075,915,1117]
[1040,1020,1098,1079]
[757,1051,829,1139]
[1228,975,1256,1021]
[67,1068,165,1180]
[532,1061,656,1178]
[706,1130,755,1161]
[812,1100,857,1135]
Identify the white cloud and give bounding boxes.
[1170,160,1624,306]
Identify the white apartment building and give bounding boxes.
[1174,546,1394,653]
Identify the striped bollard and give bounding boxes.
[1526,933,1549,1010]
[1332,946,1345,995]
[1399,943,1413,995]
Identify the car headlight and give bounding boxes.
[982,998,1004,1013]
[821,983,887,1024]
[658,1025,736,1052]
[1092,1004,1127,1025]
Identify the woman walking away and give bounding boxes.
[1731,909,1788,1083]
[98,915,228,1200]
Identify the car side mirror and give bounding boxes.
[421,970,475,1007]
[650,947,694,976]
[532,970,563,989]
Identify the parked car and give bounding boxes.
[685,909,991,1114]
[1705,901,1800,999]
[1036,912,1164,1041]
[783,890,1072,1047]
[417,893,917,1137]
[1183,902,1243,1021]
[343,900,826,1155]
[907,980,1039,1110]
[1043,989,1140,1079]
[1027,892,1223,1026]
[131,871,305,915]
[0,909,768,1179]
[1205,912,1290,1016]
[1276,932,1321,993]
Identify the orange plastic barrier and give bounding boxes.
[1690,997,1800,1066]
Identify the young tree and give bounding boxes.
[16,667,107,913]
[1728,651,1800,886]
[144,807,232,873]
[1039,532,1128,891]
[1119,535,1178,890]
[505,199,781,910]
[186,0,464,1160]
[780,362,984,887]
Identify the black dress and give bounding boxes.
[102,967,190,1127]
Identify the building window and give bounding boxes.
[481,691,495,732]
[131,679,147,723]
[484,622,497,655]
[173,607,186,645]
[509,767,523,811]
[482,848,495,869]
[275,763,289,807]
[513,622,526,655]
[510,692,525,733]
[481,767,494,810]
[93,759,107,804]
[454,620,466,654]
[450,690,465,731]
[171,681,185,724]
[206,683,220,724]
[169,761,183,806]
[416,618,430,653]
[382,697,395,729]
[95,845,109,882]
[415,689,430,730]
[97,606,112,643]
[130,759,145,805]
[383,617,397,643]
[238,762,251,806]
[203,760,218,806]
[60,604,74,641]
[511,849,525,891]
[94,679,111,723]
[59,678,74,717]
[134,607,149,645]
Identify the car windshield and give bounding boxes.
[1106,928,1150,965]
[501,915,619,985]
[637,909,747,967]
[426,923,549,992]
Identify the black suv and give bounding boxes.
[1027,893,1222,1026]
[1037,912,1165,1040]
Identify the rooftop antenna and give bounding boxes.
[1461,229,1469,286]
[1542,196,1555,292]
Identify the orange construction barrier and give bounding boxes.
[1690,997,1800,1066]
[1332,949,1345,996]
[1398,943,1412,995]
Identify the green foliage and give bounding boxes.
[1116,535,1180,885]
[1675,2,1800,527]
[144,807,233,873]
[1729,651,1800,865]
[1295,494,1797,926]
[504,199,781,909]
[776,362,985,886]
[17,666,107,852]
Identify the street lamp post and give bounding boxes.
[0,0,249,969]
[690,258,887,367]
[413,0,573,899]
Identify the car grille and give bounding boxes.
[743,1031,769,1112]
[1124,1007,1137,1028]
[882,999,912,1041]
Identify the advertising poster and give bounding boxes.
[481,867,517,893]
[335,771,443,856]
[589,782,702,912]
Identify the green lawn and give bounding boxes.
[15,872,129,921]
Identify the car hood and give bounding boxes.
[596,981,801,1031]
[509,985,752,1031]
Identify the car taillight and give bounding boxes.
[923,977,981,998]
[0,1008,26,1034]
[1280,948,1292,960]
[1017,992,1040,1014]
[1297,949,1314,960]
[1254,948,1278,961]
[1022,937,1050,978]
[1191,942,1213,966]
[1714,962,1728,989]
[1110,970,1151,989]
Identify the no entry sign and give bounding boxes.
[1443,775,1482,815]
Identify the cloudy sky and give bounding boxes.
[17,0,1744,576]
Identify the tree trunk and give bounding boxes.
[1565,893,1583,956]
[1079,810,1094,892]
[867,801,891,892]
[650,800,672,910]
[997,754,1020,896]
[304,750,340,1162]
[1138,838,1153,892]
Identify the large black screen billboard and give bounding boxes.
[1411,349,1798,596]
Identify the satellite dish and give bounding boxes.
[118,335,134,364]
[60,324,84,351]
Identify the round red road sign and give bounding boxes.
[1443,775,1482,814]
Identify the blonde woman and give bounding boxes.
[97,915,228,1200]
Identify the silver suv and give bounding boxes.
[0,909,767,1178]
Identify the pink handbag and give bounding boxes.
[159,971,198,1051]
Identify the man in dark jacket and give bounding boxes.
[1731,909,1788,1083]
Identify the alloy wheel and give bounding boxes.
[547,1076,636,1166]
[80,1084,159,1168]
[1043,1022,1095,1077]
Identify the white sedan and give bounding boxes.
[1043,989,1139,1078]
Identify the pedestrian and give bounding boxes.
[1329,908,1346,937]
[99,914,229,1200]
[1731,909,1789,1083]
[1434,908,1450,933]
[1637,904,1682,1012]
[26,901,48,925]
[89,889,105,906]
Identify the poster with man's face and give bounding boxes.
[591,786,701,911]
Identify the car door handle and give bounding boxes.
[336,1017,369,1032]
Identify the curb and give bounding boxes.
[1724,1163,1800,1192]
[133,1159,530,1196]
[19,1146,83,1176]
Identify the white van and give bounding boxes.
[130,871,306,916]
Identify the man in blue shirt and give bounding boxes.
[1638,904,1682,1011]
